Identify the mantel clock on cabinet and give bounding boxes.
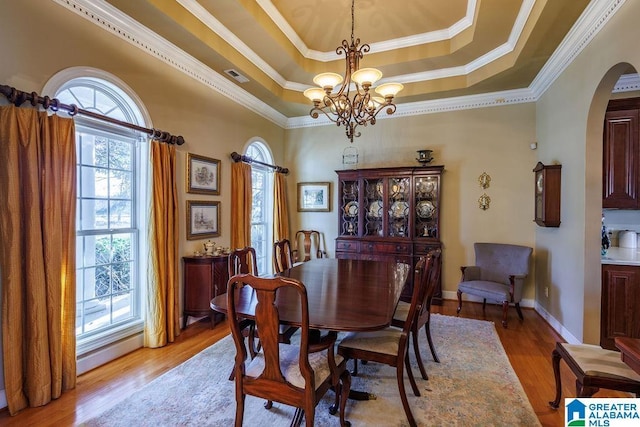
[533,162,561,227]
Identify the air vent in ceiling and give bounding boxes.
[224,69,249,83]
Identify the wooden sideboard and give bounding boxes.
[335,165,444,303]
[182,255,229,328]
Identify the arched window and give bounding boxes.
[50,71,150,366]
[246,140,274,275]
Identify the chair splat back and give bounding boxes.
[227,273,351,427]
[273,239,294,273]
[293,230,326,262]
[228,246,258,276]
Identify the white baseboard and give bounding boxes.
[533,302,580,344]
[441,290,580,344]
[441,290,536,308]
[77,332,144,375]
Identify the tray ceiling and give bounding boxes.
[99,0,591,119]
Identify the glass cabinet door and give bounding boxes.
[414,175,439,238]
[387,177,410,237]
[339,178,359,236]
[363,178,383,236]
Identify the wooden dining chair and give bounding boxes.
[273,239,294,273]
[272,239,300,342]
[228,247,260,361]
[337,256,432,427]
[293,230,326,262]
[227,273,351,427]
[392,248,442,380]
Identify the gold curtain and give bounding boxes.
[230,161,252,249]
[145,140,180,347]
[0,105,77,415]
[273,171,290,242]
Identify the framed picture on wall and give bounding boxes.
[187,153,220,195]
[297,182,331,212]
[187,200,220,239]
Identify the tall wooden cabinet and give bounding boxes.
[335,165,444,303]
[603,98,640,208]
[182,255,229,328]
[601,264,640,350]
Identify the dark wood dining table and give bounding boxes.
[210,257,410,332]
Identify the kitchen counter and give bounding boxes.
[602,247,640,266]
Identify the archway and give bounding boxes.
[583,63,638,344]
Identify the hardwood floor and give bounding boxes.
[0,300,630,426]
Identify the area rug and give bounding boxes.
[83,314,540,426]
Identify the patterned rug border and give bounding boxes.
[83,314,540,427]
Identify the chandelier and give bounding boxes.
[303,0,403,143]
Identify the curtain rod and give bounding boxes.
[0,84,185,145]
[230,152,289,174]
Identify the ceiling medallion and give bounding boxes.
[303,0,403,143]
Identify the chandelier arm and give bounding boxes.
[309,106,340,124]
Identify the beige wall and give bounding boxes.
[284,103,538,300]
[0,0,285,258]
[3,0,640,379]
[536,0,640,343]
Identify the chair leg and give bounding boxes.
[291,408,304,427]
[482,298,487,311]
[515,303,524,320]
[456,290,463,314]
[412,326,428,380]
[549,348,562,409]
[397,358,418,427]
[424,321,440,363]
[577,380,599,398]
[501,301,509,328]
[351,359,359,376]
[235,392,245,427]
[339,370,351,427]
[405,350,420,397]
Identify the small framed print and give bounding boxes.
[297,182,331,212]
[187,200,220,240]
[187,153,220,195]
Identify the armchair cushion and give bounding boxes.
[458,280,510,302]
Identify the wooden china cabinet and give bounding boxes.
[335,165,444,303]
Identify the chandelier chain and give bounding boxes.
[351,0,355,44]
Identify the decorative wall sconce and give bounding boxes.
[478,172,491,189]
[478,193,491,210]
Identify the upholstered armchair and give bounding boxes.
[457,242,532,328]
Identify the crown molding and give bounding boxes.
[529,0,625,99]
[51,0,627,131]
[613,73,640,93]
[51,0,289,128]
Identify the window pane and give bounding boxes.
[110,200,132,228]
[109,140,133,170]
[81,199,108,229]
[110,170,131,198]
[81,166,108,198]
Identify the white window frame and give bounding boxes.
[245,139,275,275]
[44,68,152,372]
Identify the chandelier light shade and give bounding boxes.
[303,0,403,142]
